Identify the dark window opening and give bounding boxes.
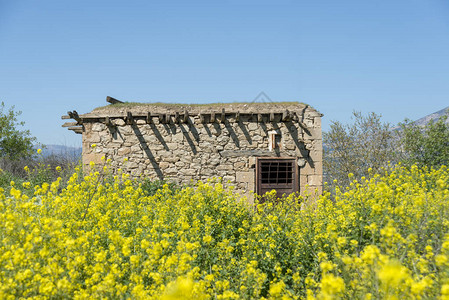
[256,158,298,201]
[260,161,293,184]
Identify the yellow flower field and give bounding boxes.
[0,164,448,299]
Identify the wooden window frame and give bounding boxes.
[255,157,299,200]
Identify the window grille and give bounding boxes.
[256,158,298,201]
[260,161,293,184]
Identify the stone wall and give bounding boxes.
[80,103,323,201]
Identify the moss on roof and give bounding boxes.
[80,101,321,118]
[93,101,307,111]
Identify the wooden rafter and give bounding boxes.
[106,96,124,104]
[62,110,309,133]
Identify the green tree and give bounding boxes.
[0,102,36,160]
[399,115,449,168]
[323,111,398,188]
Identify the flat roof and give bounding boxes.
[84,101,321,118]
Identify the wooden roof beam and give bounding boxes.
[68,126,83,134]
[220,109,226,123]
[62,122,78,127]
[282,110,291,122]
[146,112,152,124]
[126,112,134,125]
[68,111,82,124]
[104,116,114,126]
[106,96,124,104]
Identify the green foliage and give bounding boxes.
[323,110,449,190]
[0,169,15,189]
[399,115,449,168]
[139,178,180,196]
[0,154,80,197]
[0,102,36,160]
[323,111,397,188]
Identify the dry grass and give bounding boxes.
[93,101,307,111]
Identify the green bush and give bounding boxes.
[0,154,79,196]
[0,101,36,160]
[399,115,449,168]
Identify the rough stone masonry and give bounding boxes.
[63,100,323,202]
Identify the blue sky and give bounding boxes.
[1,0,448,146]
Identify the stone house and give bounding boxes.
[62,97,323,201]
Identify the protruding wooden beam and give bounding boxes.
[270,112,275,122]
[106,96,124,104]
[62,122,78,127]
[68,126,83,134]
[292,112,299,122]
[175,112,180,124]
[68,111,82,124]
[146,112,152,124]
[210,112,216,123]
[126,112,134,125]
[61,115,71,120]
[158,114,164,124]
[165,113,171,124]
[220,109,226,123]
[183,110,189,123]
[258,113,263,123]
[235,111,240,122]
[105,116,113,126]
[282,110,291,122]
[199,113,205,123]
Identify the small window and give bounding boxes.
[256,158,298,201]
[260,161,293,184]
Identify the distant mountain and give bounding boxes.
[413,106,449,126]
[41,144,82,158]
